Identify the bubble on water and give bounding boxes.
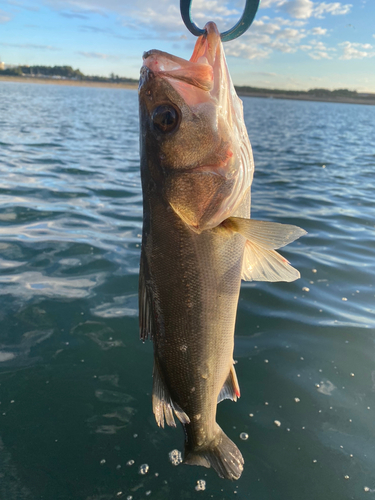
[126,460,134,466]
[249,413,254,417]
[145,491,151,496]
[195,479,206,491]
[364,487,370,492]
[350,373,355,377]
[302,287,310,292]
[313,460,317,463]
[169,449,182,466]
[274,420,281,427]
[240,432,248,440]
[116,492,122,497]
[100,459,106,465]
[344,475,349,480]
[294,397,300,403]
[342,297,348,301]
[139,463,149,475]
[127,496,133,500]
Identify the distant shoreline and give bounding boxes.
[1,75,374,106]
[236,90,375,106]
[0,75,138,90]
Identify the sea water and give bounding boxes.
[0,81,374,500]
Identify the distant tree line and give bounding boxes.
[0,64,138,84]
[234,85,374,100]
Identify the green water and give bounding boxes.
[0,82,374,500]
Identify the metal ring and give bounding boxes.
[180,0,260,42]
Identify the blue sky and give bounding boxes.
[0,0,374,91]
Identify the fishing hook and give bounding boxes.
[180,0,260,42]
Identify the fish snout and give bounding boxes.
[139,66,155,92]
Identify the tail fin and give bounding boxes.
[184,426,244,480]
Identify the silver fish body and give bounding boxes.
[138,22,305,480]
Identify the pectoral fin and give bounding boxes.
[224,217,306,282]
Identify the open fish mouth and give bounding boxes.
[142,49,214,92]
[141,22,224,95]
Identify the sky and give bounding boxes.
[0,0,374,92]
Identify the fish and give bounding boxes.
[138,21,306,480]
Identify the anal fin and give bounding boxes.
[152,358,190,428]
[218,364,240,403]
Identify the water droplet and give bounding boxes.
[195,479,206,491]
[240,432,248,440]
[126,460,134,466]
[168,449,182,466]
[139,463,149,475]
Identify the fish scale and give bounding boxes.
[138,21,305,480]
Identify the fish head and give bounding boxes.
[139,22,253,233]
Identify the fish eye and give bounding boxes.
[152,105,180,134]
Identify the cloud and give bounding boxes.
[300,39,336,58]
[225,41,272,59]
[0,9,11,23]
[77,51,119,60]
[339,41,375,59]
[5,0,39,11]
[282,0,314,19]
[309,50,332,59]
[314,2,352,18]
[260,0,352,20]
[224,17,309,59]
[0,42,60,50]
[310,26,327,35]
[259,0,285,8]
[60,11,90,19]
